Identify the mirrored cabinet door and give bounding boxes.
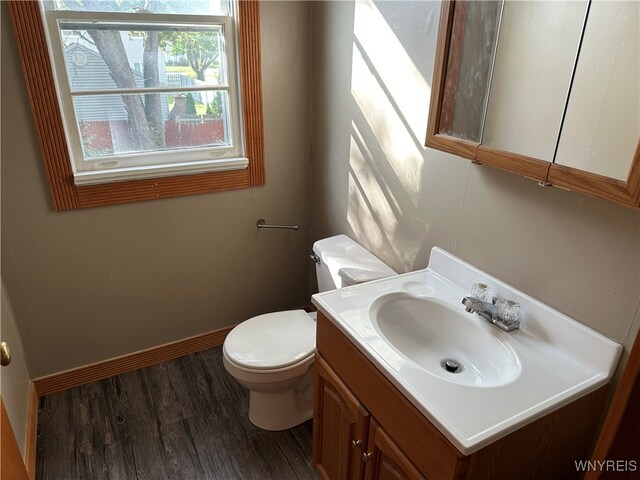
[481,1,588,162]
[426,0,640,209]
[438,1,502,144]
[549,0,640,204]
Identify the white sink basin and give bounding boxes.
[312,247,621,455]
[370,293,521,387]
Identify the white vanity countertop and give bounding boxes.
[312,247,622,455]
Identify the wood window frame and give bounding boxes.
[8,0,265,211]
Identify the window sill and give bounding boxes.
[74,157,249,186]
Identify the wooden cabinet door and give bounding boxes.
[313,355,370,480]
[1,398,29,480]
[363,420,426,480]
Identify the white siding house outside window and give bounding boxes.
[41,0,247,185]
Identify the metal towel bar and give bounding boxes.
[256,218,299,231]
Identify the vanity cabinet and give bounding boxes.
[314,356,423,480]
[313,312,609,480]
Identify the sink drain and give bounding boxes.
[440,358,463,374]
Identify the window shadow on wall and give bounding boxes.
[346,0,437,271]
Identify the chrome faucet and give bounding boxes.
[462,295,521,332]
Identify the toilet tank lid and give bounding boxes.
[224,310,315,370]
[313,234,397,279]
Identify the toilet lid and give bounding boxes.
[224,310,316,370]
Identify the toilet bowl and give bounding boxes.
[223,309,316,430]
[223,234,397,430]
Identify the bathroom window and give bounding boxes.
[8,0,264,210]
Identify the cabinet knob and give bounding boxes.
[351,439,361,450]
[362,452,373,463]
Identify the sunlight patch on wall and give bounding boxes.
[353,0,431,143]
[350,45,422,204]
[346,0,438,270]
[346,127,431,272]
[350,9,429,204]
[347,123,401,267]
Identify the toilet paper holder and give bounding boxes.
[256,218,299,231]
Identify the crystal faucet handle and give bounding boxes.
[471,283,493,301]
[498,299,520,323]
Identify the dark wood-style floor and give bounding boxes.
[36,346,320,480]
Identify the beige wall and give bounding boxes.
[310,0,640,370]
[0,283,31,458]
[1,1,311,377]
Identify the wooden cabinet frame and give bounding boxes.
[7,0,265,211]
[426,1,640,209]
[587,328,640,479]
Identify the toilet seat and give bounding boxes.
[224,310,316,371]
[223,350,314,383]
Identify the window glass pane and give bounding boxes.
[74,90,231,159]
[49,0,230,16]
[60,24,227,91]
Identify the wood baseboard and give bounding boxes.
[25,383,38,480]
[33,324,236,396]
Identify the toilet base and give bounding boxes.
[248,390,313,431]
[246,366,314,431]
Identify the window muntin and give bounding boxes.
[47,0,231,17]
[41,2,246,184]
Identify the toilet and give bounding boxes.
[223,234,397,430]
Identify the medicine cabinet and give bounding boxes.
[426,1,640,208]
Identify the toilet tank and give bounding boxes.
[312,235,397,292]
